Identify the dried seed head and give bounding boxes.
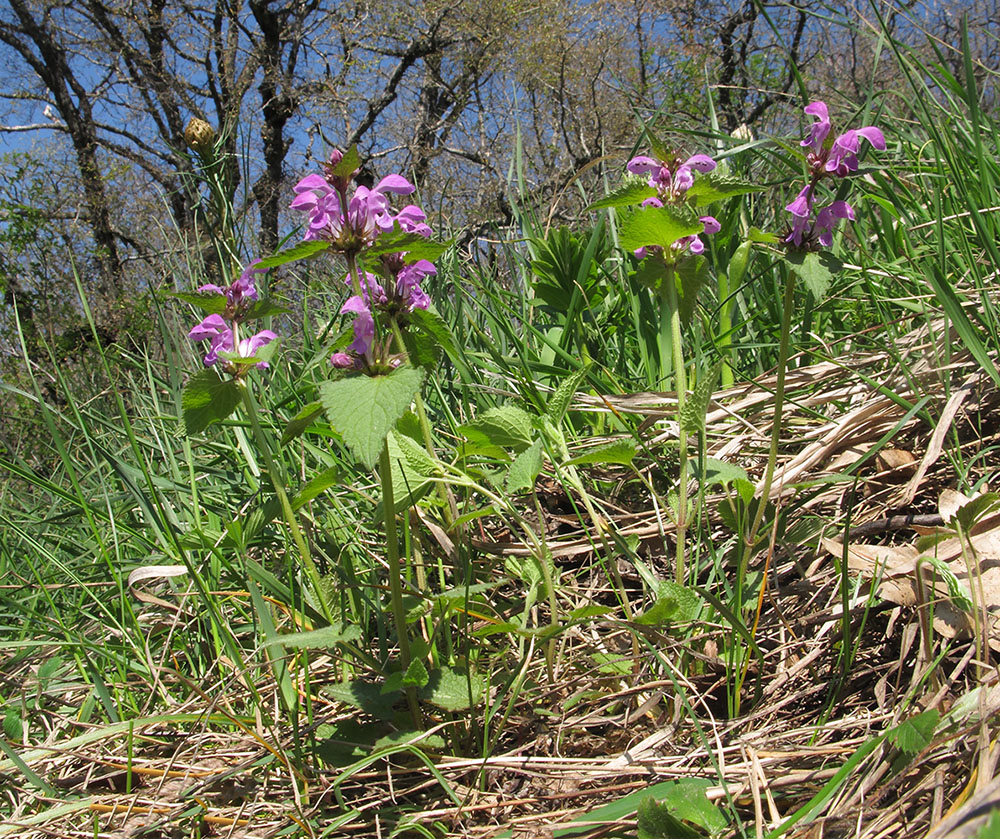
[184,118,215,155]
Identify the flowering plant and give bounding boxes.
[784,101,886,250]
[187,261,277,374]
[281,147,443,379]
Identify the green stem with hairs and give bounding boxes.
[379,443,422,727]
[240,381,333,624]
[665,273,689,584]
[718,268,734,389]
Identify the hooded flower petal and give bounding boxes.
[626,155,661,175]
[196,283,226,296]
[802,101,831,150]
[814,200,855,246]
[785,185,814,218]
[395,205,432,236]
[340,295,375,357]
[237,329,277,360]
[826,125,886,176]
[700,215,721,235]
[330,352,355,369]
[374,174,416,195]
[682,154,717,173]
[188,314,233,367]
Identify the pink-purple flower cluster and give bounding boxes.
[785,101,886,248]
[626,153,721,257]
[188,261,277,372]
[290,149,435,370]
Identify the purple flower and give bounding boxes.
[785,185,815,219]
[627,152,716,203]
[330,352,356,369]
[784,102,885,249]
[673,154,716,193]
[189,314,234,367]
[394,204,433,237]
[197,259,264,314]
[801,101,831,152]
[676,216,722,256]
[826,127,886,177]
[344,271,387,307]
[291,167,418,250]
[814,201,855,247]
[237,329,278,369]
[396,260,435,311]
[341,295,375,358]
[798,100,886,177]
[626,150,719,261]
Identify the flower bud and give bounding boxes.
[184,118,216,155]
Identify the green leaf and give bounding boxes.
[587,182,658,210]
[547,364,590,424]
[633,256,671,292]
[675,254,711,327]
[170,289,226,315]
[420,666,483,711]
[386,428,439,509]
[402,658,430,689]
[638,798,700,839]
[685,172,763,208]
[635,580,701,625]
[566,439,637,467]
[727,241,752,288]
[888,709,939,755]
[373,729,446,752]
[318,365,424,469]
[243,299,291,319]
[281,401,324,444]
[748,226,780,244]
[37,657,63,683]
[620,205,703,253]
[332,145,361,179]
[3,709,23,742]
[182,369,242,435]
[408,308,473,382]
[257,239,330,268]
[783,250,842,300]
[693,457,749,488]
[365,230,451,262]
[637,778,727,838]
[315,719,389,766]
[951,491,1000,530]
[679,363,720,435]
[493,778,727,839]
[460,405,536,453]
[975,808,1000,839]
[647,133,671,163]
[734,477,755,505]
[506,439,544,493]
[591,652,632,676]
[408,307,457,358]
[264,623,362,650]
[529,226,608,313]
[401,323,441,372]
[323,679,400,720]
[292,466,343,510]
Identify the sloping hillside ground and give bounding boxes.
[3,319,998,839]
